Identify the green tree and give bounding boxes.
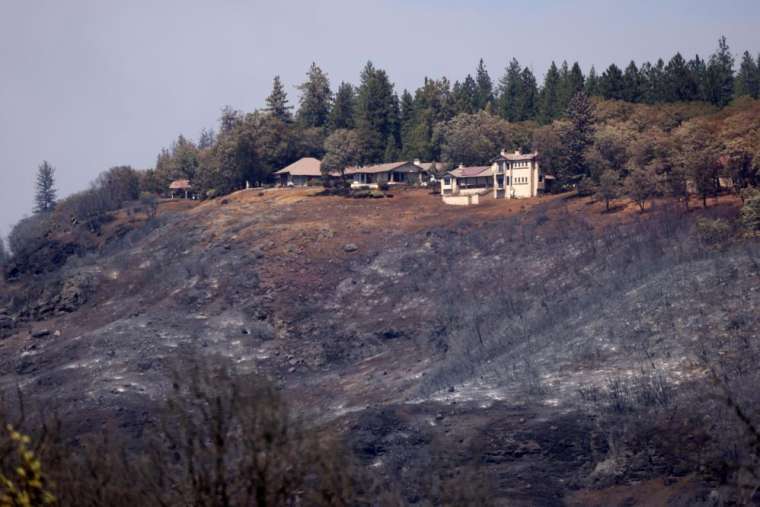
[452,75,478,114]
[0,236,7,267]
[624,166,658,212]
[705,36,735,107]
[735,51,760,99]
[585,66,601,96]
[330,82,355,130]
[599,64,625,100]
[34,161,57,213]
[596,169,621,211]
[265,75,293,122]
[296,63,332,128]
[198,128,216,149]
[518,67,539,121]
[561,92,596,182]
[641,59,667,103]
[474,58,494,110]
[539,61,561,123]
[321,129,362,180]
[436,111,512,166]
[497,58,524,121]
[383,135,400,162]
[664,53,698,101]
[355,61,399,163]
[622,61,643,102]
[688,55,709,101]
[558,61,584,112]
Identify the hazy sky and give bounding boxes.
[1,0,758,238]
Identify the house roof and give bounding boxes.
[169,179,191,189]
[344,161,417,175]
[496,150,539,162]
[414,161,441,172]
[274,157,322,176]
[448,166,492,178]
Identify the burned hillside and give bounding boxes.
[1,188,759,504]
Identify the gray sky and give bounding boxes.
[1,0,758,238]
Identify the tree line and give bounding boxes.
[3,36,759,264]
[142,36,758,197]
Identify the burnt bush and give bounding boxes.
[0,358,389,507]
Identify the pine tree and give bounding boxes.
[599,64,625,100]
[539,61,561,123]
[355,61,399,163]
[296,63,332,128]
[497,58,523,121]
[705,36,735,107]
[330,82,355,130]
[688,55,709,101]
[518,67,539,121]
[567,62,585,98]
[198,128,216,149]
[452,75,478,114]
[265,75,293,122]
[474,58,494,110]
[585,66,600,96]
[383,136,400,162]
[664,53,698,101]
[735,51,760,99]
[622,61,642,102]
[399,88,415,154]
[0,236,6,266]
[562,92,596,181]
[640,60,666,103]
[34,161,57,213]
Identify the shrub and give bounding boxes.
[8,214,51,258]
[740,188,760,232]
[695,217,732,245]
[0,425,56,506]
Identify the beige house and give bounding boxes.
[440,150,550,203]
[440,165,494,195]
[274,157,323,186]
[345,161,422,189]
[492,150,548,199]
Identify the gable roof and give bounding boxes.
[448,166,492,178]
[274,157,322,176]
[169,179,191,189]
[344,161,417,175]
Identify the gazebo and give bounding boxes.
[169,179,191,199]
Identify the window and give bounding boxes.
[443,176,451,185]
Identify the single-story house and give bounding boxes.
[274,157,323,186]
[491,150,551,199]
[440,165,494,196]
[345,161,422,189]
[169,179,192,198]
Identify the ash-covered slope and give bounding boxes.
[1,188,758,504]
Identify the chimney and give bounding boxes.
[413,158,421,166]
[514,149,521,155]
[500,149,508,158]
[458,163,465,169]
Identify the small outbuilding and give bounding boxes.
[169,179,192,199]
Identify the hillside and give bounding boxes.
[1,188,759,505]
